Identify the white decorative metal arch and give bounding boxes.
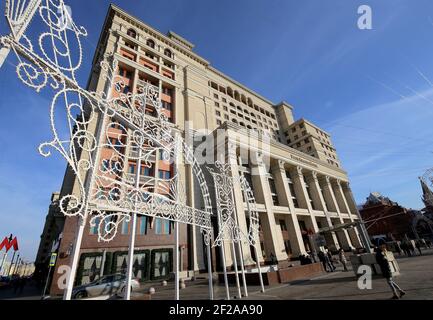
[208,160,264,300]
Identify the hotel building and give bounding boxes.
[39,4,365,295]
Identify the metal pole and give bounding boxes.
[230,240,242,299]
[236,240,248,297]
[238,168,265,293]
[174,133,181,301]
[12,255,19,275]
[124,148,142,301]
[0,46,11,69]
[175,221,179,300]
[16,260,22,276]
[220,240,230,300]
[42,265,53,298]
[206,240,214,300]
[124,212,137,300]
[231,189,248,297]
[100,250,106,277]
[253,244,265,293]
[63,58,115,300]
[0,251,8,275]
[8,252,17,276]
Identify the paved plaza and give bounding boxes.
[145,249,433,300]
[1,249,432,300]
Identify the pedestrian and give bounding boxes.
[318,251,328,271]
[375,244,406,299]
[325,247,336,271]
[415,241,422,255]
[338,248,348,271]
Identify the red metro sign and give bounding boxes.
[0,236,19,252]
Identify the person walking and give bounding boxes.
[318,251,328,271]
[325,247,336,271]
[375,244,406,299]
[338,248,348,271]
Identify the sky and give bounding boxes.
[1,0,433,260]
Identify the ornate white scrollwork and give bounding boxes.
[209,160,260,247]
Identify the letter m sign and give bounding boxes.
[0,236,19,252]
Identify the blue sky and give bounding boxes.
[1,0,433,260]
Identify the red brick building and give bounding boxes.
[359,192,415,241]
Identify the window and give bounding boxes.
[143,166,153,177]
[215,102,219,107]
[287,173,299,208]
[146,39,155,49]
[90,217,100,234]
[162,101,172,111]
[162,87,172,96]
[155,218,170,234]
[213,93,218,99]
[127,28,137,38]
[222,98,227,103]
[215,111,221,116]
[139,216,147,235]
[164,48,172,58]
[121,219,129,235]
[268,177,279,206]
[279,219,287,231]
[158,170,171,180]
[145,52,154,60]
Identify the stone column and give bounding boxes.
[291,166,324,253]
[307,172,340,250]
[319,176,354,251]
[250,153,288,262]
[336,180,363,248]
[271,160,306,256]
[289,166,310,210]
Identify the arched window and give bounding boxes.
[127,28,137,39]
[146,38,155,49]
[164,48,172,58]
